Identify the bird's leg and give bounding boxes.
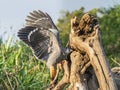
[52,60,66,83]
[50,66,56,82]
[50,63,63,85]
[47,66,60,90]
[48,65,59,90]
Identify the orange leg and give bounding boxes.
[50,61,66,85]
[50,66,56,83]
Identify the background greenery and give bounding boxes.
[0,5,120,90]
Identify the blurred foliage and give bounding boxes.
[99,5,120,61]
[0,4,120,90]
[57,5,120,67]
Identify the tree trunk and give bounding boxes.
[48,13,119,90]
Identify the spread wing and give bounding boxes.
[18,10,61,61]
[25,10,57,30]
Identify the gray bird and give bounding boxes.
[17,10,70,84]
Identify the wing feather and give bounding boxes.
[18,26,59,61]
[34,10,46,17]
[18,10,63,66]
[25,10,57,30]
[27,15,38,21]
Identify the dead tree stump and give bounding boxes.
[48,13,119,90]
[69,13,118,90]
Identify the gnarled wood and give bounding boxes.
[68,51,89,90]
[47,13,119,90]
[69,13,117,90]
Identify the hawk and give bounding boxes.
[17,10,70,84]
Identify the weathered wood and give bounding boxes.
[69,13,117,90]
[48,13,119,90]
[68,51,89,90]
[51,51,90,90]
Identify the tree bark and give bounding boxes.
[69,13,117,90]
[48,13,119,90]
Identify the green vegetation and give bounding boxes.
[0,38,50,90]
[0,5,120,90]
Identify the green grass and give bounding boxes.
[0,38,50,90]
[0,38,120,90]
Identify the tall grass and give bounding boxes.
[0,38,120,90]
[0,38,50,90]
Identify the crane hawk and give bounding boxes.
[17,10,70,84]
